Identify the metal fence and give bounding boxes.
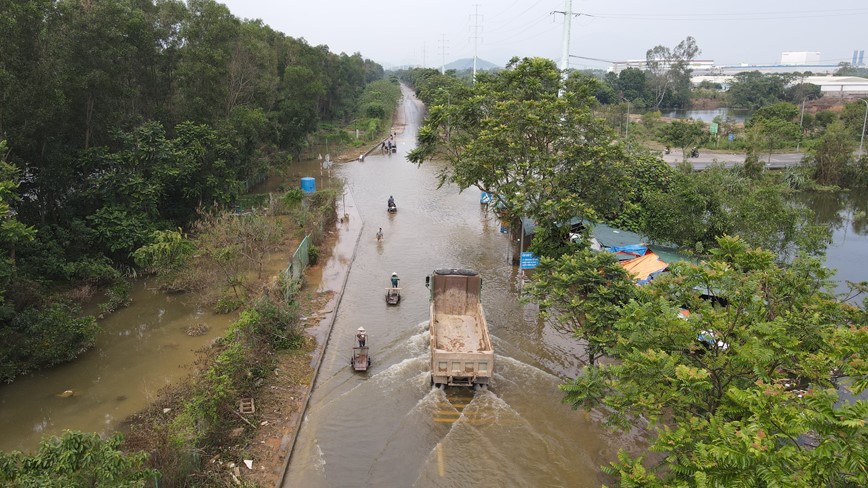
[282,235,310,301]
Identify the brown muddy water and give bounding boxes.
[0,157,336,453]
[282,86,632,488]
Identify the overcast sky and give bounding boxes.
[218,0,868,70]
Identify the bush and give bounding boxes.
[0,303,98,382]
[63,257,121,286]
[0,430,157,486]
[98,280,132,315]
[308,244,320,265]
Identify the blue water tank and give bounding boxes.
[300,177,316,193]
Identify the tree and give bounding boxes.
[658,119,707,160]
[409,57,636,250]
[645,37,700,110]
[0,430,157,487]
[523,247,636,366]
[640,167,828,259]
[746,102,802,161]
[727,71,789,109]
[812,121,853,186]
[610,67,648,107]
[560,236,867,487]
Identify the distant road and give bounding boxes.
[660,151,805,170]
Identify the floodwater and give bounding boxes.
[0,158,333,454]
[283,86,630,487]
[798,190,868,300]
[0,281,236,452]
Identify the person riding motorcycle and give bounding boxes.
[387,196,395,209]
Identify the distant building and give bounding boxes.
[689,74,868,98]
[609,59,714,74]
[780,51,821,65]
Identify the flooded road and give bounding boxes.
[283,86,625,487]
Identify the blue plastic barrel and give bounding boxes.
[300,177,316,193]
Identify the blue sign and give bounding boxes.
[728,133,734,142]
[480,192,491,204]
[520,252,539,269]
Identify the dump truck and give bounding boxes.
[425,269,494,388]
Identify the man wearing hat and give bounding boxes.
[390,272,400,288]
[356,327,367,347]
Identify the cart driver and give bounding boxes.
[356,327,367,347]
[390,272,400,288]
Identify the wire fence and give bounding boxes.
[282,235,310,302]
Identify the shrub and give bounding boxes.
[0,303,98,382]
[0,430,157,486]
[98,280,132,315]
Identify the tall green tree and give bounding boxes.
[560,236,867,487]
[645,36,699,110]
[409,57,635,248]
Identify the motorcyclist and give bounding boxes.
[388,196,395,208]
[390,272,400,288]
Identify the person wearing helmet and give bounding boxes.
[387,195,395,207]
[390,272,400,288]
[356,327,367,347]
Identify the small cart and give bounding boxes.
[351,346,371,371]
[385,287,401,305]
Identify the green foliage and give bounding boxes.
[282,188,304,206]
[132,229,196,274]
[0,430,157,487]
[744,102,803,157]
[524,247,636,365]
[727,71,790,109]
[307,243,320,265]
[409,57,639,242]
[0,302,98,382]
[98,280,132,315]
[658,119,708,160]
[61,257,122,286]
[644,37,699,110]
[811,121,854,186]
[561,236,866,487]
[640,167,828,259]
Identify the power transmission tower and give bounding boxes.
[551,0,583,73]
[469,4,483,83]
[438,35,449,74]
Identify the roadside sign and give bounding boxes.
[480,192,491,204]
[709,122,718,135]
[728,133,734,142]
[520,252,539,269]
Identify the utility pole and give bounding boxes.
[438,35,449,74]
[470,4,483,83]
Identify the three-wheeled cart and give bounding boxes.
[351,346,371,371]
[385,287,401,305]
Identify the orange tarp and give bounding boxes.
[620,251,668,282]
